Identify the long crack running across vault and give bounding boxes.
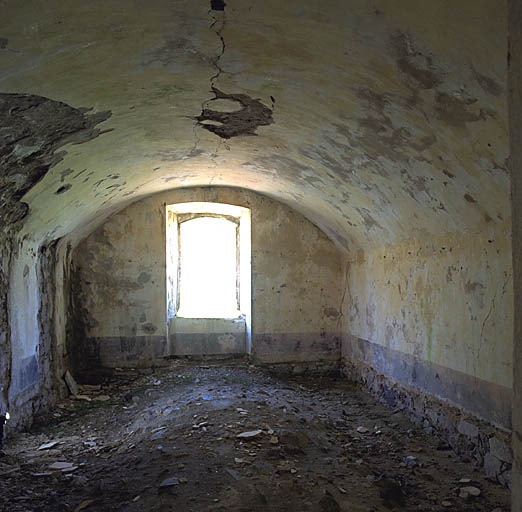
[196,1,274,139]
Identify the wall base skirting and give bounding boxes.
[255,358,340,376]
[343,335,511,429]
[252,332,341,364]
[342,358,512,488]
[166,353,248,362]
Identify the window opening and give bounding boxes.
[166,202,251,341]
[177,216,239,318]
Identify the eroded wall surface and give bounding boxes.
[170,317,246,357]
[0,0,515,465]
[509,0,522,506]
[342,224,513,484]
[0,0,509,256]
[0,93,110,430]
[72,187,343,367]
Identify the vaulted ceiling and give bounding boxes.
[1,0,509,250]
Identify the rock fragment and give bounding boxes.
[64,371,79,396]
[236,430,262,439]
[49,461,77,472]
[159,476,180,488]
[38,441,59,450]
[459,486,481,498]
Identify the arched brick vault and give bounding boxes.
[0,0,518,496]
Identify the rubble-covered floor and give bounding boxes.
[0,361,510,511]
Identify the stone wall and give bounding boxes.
[71,187,343,369]
[342,358,512,487]
[509,0,522,507]
[0,235,13,424]
[0,93,110,431]
[7,241,69,432]
[342,225,514,485]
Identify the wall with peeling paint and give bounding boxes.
[0,0,516,481]
[0,93,111,430]
[71,187,343,368]
[509,0,522,505]
[342,223,513,430]
[2,238,69,432]
[0,1,508,255]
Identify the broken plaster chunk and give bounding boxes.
[38,441,59,450]
[459,486,481,498]
[199,119,223,127]
[49,461,78,472]
[72,395,92,402]
[64,370,79,396]
[159,476,180,488]
[236,430,262,439]
[196,87,273,139]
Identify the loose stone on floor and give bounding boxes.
[0,362,510,511]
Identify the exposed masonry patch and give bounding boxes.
[196,87,273,138]
[0,93,111,226]
[0,93,110,425]
[342,360,512,487]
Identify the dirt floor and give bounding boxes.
[0,361,510,511]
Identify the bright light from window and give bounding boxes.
[177,216,240,318]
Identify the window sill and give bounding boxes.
[173,313,245,321]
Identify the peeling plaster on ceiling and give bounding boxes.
[0,0,509,251]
